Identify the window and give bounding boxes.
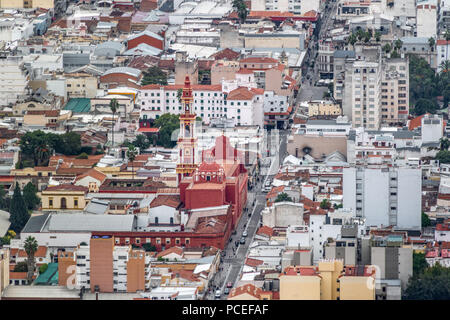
[49,198,53,208]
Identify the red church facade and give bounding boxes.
[179,136,248,229]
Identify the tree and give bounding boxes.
[154,113,180,148]
[320,199,331,209]
[394,39,403,51]
[132,134,151,150]
[9,184,30,232]
[440,60,450,73]
[374,31,381,42]
[428,37,436,65]
[127,145,138,180]
[24,236,38,284]
[356,28,365,41]
[440,138,450,151]
[422,212,431,228]
[413,252,428,277]
[382,43,392,54]
[23,182,40,211]
[142,243,157,252]
[404,263,450,300]
[141,66,168,86]
[232,0,248,23]
[14,261,28,272]
[436,150,450,164]
[109,98,119,149]
[413,98,437,116]
[347,33,357,48]
[39,263,48,274]
[76,152,89,159]
[274,192,293,203]
[0,187,9,210]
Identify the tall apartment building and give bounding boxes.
[370,235,413,290]
[334,45,409,129]
[318,38,335,79]
[343,166,422,230]
[58,236,150,293]
[416,1,437,38]
[250,0,320,15]
[381,58,409,125]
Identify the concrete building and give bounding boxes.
[0,248,9,299]
[57,236,150,293]
[343,166,422,229]
[261,201,304,229]
[401,37,437,69]
[370,235,413,290]
[250,0,319,15]
[381,58,409,125]
[417,1,437,38]
[306,100,342,117]
[437,39,450,72]
[287,117,351,160]
[0,57,29,107]
[279,260,376,300]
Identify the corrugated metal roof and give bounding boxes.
[47,213,135,232]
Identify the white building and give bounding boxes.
[0,57,29,107]
[250,0,320,15]
[436,39,450,72]
[421,113,444,144]
[416,1,437,38]
[261,201,304,228]
[343,166,422,229]
[0,18,34,42]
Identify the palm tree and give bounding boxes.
[440,60,450,73]
[24,236,38,284]
[428,37,435,66]
[383,43,392,54]
[109,98,119,150]
[126,145,138,180]
[394,39,403,52]
[34,144,50,166]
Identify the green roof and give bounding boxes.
[34,263,58,285]
[64,98,91,113]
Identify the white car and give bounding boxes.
[215,290,221,299]
[242,230,248,237]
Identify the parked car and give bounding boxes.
[227,282,233,288]
[240,237,246,244]
[224,288,230,295]
[215,290,221,299]
[242,230,248,237]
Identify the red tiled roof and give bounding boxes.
[282,266,319,276]
[210,48,240,61]
[240,57,279,64]
[228,283,263,299]
[26,110,60,117]
[17,246,47,258]
[408,113,429,131]
[257,226,274,237]
[227,87,257,100]
[138,127,159,133]
[245,257,264,267]
[236,68,254,74]
[156,246,183,258]
[75,168,107,183]
[149,194,181,208]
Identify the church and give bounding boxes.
[177,75,249,230]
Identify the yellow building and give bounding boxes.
[307,101,342,117]
[41,184,88,211]
[0,0,54,9]
[66,74,98,99]
[278,260,376,300]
